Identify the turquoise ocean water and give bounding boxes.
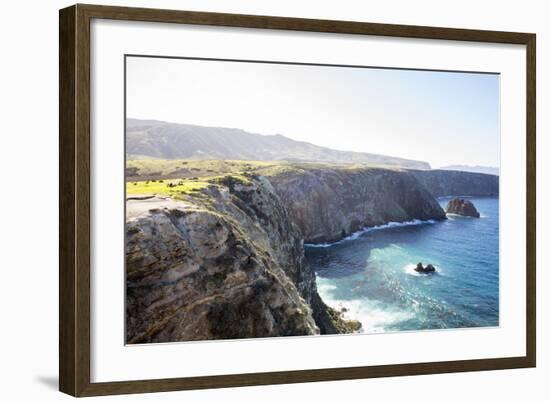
[307,197,499,333]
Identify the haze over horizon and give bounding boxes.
[126,56,500,169]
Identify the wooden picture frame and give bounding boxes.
[59,3,536,397]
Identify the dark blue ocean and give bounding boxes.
[306,197,499,333]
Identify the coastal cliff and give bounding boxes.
[126,175,354,343]
[126,163,499,342]
[410,169,499,197]
[267,167,447,244]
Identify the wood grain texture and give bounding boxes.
[78,3,533,44]
[75,4,92,396]
[525,35,536,367]
[59,5,76,396]
[59,3,537,397]
[78,356,533,397]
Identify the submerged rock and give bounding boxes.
[415,263,436,274]
[445,198,480,218]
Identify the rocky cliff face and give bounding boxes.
[125,165,483,343]
[267,167,447,244]
[126,175,353,344]
[446,198,480,218]
[410,170,499,197]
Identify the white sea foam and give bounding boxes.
[403,263,443,276]
[316,277,414,333]
[403,263,423,276]
[316,281,337,292]
[445,213,465,218]
[305,219,437,248]
[328,298,413,334]
[446,212,486,219]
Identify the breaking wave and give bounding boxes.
[305,219,437,248]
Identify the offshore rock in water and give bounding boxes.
[415,263,436,274]
[445,198,480,218]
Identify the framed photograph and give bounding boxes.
[59,4,536,397]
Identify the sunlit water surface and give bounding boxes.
[306,197,499,333]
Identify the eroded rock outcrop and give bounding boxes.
[126,175,354,344]
[445,198,480,218]
[267,167,447,244]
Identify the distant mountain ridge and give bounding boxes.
[439,165,499,176]
[126,118,431,170]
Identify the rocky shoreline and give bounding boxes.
[126,166,498,343]
[267,167,447,244]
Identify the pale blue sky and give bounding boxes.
[126,56,500,169]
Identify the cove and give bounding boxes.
[307,197,499,333]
